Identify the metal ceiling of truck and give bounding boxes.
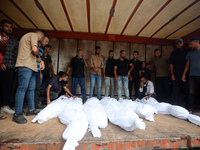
[0,0,199,40]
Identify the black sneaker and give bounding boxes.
[12,113,27,124]
[35,102,44,109]
[26,109,40,116]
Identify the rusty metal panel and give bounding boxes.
[0,137,190,150]
[188,136,200,148]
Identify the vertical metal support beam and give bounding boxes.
[57,38,61,74]
[145,44,147,61]
[129,43,131,60]
[77,39,79,52]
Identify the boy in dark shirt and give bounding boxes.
[139,61,151,80]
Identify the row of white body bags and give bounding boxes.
[100,97,145,131]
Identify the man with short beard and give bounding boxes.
[67,49,88,102]
[0,20,18,117]
[13,30,45,124]
[114,50,134,99]
[182,37,200,113]
[148,49,171,103]
[90,46,104,99]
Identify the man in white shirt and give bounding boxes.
[138,76,156,100]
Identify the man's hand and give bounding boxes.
[0,64,6,71]
[182,75,186,82]
[97,70,101,75]
[103,75,106,80]
[0,37,9,45]
[171,74,175,81]
[129,76,132,81]
[127,71,131,77]
[73,95,77,98]
[39,60,45,70]
[115,76,118,82]
[145,96,150,100]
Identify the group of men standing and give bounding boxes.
[67,37,200,115]
[1,19,200,124]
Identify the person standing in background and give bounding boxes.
[0,20,18,116]
[129,51,141,99]
[34,35,49,109]
[90,46,104,99]
[182,37,200,113]
[169,38,189,107]
[103,50,115,98]
[147,49,171,103]
[67,49,88,102]
[13,30,45,124]
[42,44,56,83]
[114,50,134,99]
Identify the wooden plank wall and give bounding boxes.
[49,38,174,98]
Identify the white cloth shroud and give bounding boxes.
[101,97,145,131]
[169,105,189,120]
[122,98,157,122]
[58,97,88,150]
[32,95,73,124]
[32,96,88,150]
[152,102,172,115]
[83,97,108,138]
[188,114,200,126]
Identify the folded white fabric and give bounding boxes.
[188,114,200,126]
[101,97,145,131]
[139,97,159,106]
[32,95,73,124]
[83,97,108,138]
[59,97,88,150]
[169,105,189,120]
[152,102,172,115]
[134,103,157,122]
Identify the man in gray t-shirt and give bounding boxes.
[182,37,200,112]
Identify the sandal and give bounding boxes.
[0,115,7,120]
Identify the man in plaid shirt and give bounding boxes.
[0,20,18,116]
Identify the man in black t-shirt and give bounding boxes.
[66,49,88,101]
[129,51,141,99]
[169,38,189,106]
[40,72,75,105]
[103,50,115,98]
[42,44,56,83]
[114,50,134,99]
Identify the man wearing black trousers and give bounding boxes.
[169,38,189,106]
[0,20,18,115]
[129,51,141,99]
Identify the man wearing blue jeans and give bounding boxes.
[114,50,134,99]
[13,30,45,124]
[182,37,200,113]
[103,50,115,98]
[67,49,88,102]
[90,46,104,99]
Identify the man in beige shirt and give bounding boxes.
[13,30,45,124]
[90,46,104,99]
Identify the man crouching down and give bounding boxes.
[138,76,156,100]
[39,71,76,105]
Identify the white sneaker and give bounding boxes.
[1,106,15,115]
